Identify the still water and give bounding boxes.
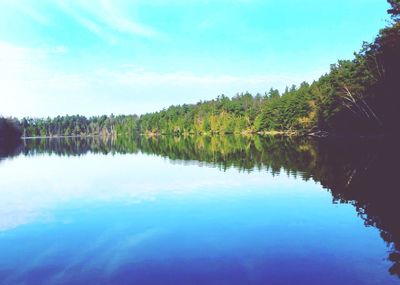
[0,136,398,285]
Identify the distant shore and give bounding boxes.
[20,130,390,140]
[21,134,101,139]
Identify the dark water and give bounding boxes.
[0,135,399,285]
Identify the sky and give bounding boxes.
[0,0,390,118]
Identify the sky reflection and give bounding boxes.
[0,151,398,285]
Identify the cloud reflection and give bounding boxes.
[0,153,305,232]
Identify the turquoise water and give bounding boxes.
[0,137,399,285]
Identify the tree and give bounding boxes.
[388,0,400,21]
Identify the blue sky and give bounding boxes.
[0,0,390,118]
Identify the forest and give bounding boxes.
[0,115,138,138]
[139,0,400,136]
[0,0,399,139]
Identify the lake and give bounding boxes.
[0,135,399,285]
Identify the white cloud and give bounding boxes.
[94,66,319,94]
[99,0,160,38]
[0,153,308,232]
[55,0,118,44]
[55,0,161,40]
[5,0,51,25]
[0,42,86,118]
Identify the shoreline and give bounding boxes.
[20,131,390,140]
[143,130,302,137]
[21,134,102,139]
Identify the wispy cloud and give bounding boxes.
[56,0,118,44]
[5,0,51,25]
[0,41,320,118]
[98,0,160,38]
[95,66,320,92]
[55,0,161,41]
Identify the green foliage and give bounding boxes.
[388,0,400,21]
[138,84,317,134]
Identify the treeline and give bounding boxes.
[139,0,400,136]
[139,88,314,135]
[16,114,138,138]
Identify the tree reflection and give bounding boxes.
[0,138,23,161]
[2,134,399,277]
[21,136,139,157]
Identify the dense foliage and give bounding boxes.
[0,118,22,141]
[139,87,315,134]
[0,117,23,159]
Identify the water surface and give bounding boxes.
[0,136,398,285]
